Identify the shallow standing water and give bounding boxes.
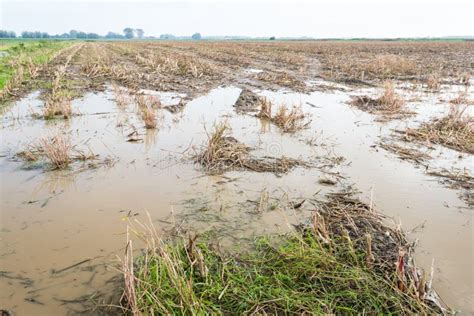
[0,84,473,314]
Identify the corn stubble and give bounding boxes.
[195,122,306,174]
[403,104,473,154]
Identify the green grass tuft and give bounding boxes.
[127,229,438,314]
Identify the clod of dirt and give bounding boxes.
[234,89,264,113]
[165,100,186,114]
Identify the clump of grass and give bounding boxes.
[351,81,405,115]
[273,103,309,132]
[112,84,130,108]
[39,133,72,169]
[402,104,473,153]
[377,81,404,110]
[256,100,310,132]
[195,122,306,174]
[426,73,441,91]
[135,94,162,109]
[42,99,72,119]
[121,193,444,314]
[141,105,158,129]
[195,122,249,173]
[458,73,470,87]
[256,97,272,119]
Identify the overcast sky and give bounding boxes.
[1,0,473,38]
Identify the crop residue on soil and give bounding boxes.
[0,41,473,315]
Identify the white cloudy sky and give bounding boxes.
[1,0,473,38]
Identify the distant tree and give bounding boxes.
[135,29,144,39]
[0,30,7,38]
[34,31,42,38]
[86,33,99,39]
[0,30,15,38]
[41,32,50,38]
[160,34,176,40]
[60,33,70,38]
[105,32,124,39]
[69,30,78,39]
[269,36,276,40]
[77,32,87,39]
[123,27,134,39]
[191,32,202,40]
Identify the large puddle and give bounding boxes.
[1,84,473,314]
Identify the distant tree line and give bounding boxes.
[0,28,204,40]
[0,30,16,38]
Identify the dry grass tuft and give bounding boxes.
[377,81,405,110]
[135,94,162,110]
[256,100,310,133]
[426,74,441,91]
[351,81,405,115]
[195,122,249,173]
[113,84,130,108]
[256,98,272,119]
[42,99,73,119]
[458,73,470,87]
[141,106,158,129]
[273,103,309,132]
[402,104,473,154]
[195,122,306,174]
[39,133,72,169]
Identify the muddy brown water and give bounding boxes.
[1,83,473,314]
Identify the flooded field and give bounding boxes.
[1,41,473,314]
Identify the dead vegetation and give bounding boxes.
[427,168,474,207]
[256,97,272,119]
[140,106,158,129]
[273,103,310,132]
[426,73,441,91]
[38,133,72,169]
[195,122,306,174]
[449,90,472,105]
[316,41,473,85]
[255,71,306,91]
[112,84,131,108]
[401,104,474,154]
[15,132,116,171]
[133,93,162,129]
[379,141,431,165]
[366,54,416,78]
[254,99,311,132]
[351,81,406,115]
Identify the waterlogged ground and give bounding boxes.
[1,81,473,314]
